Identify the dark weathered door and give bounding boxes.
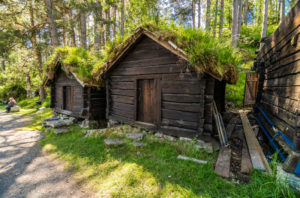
[243,72,259,106]
[137,79,156,123]
[63,86,73,111]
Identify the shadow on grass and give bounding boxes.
[40,128,295,198]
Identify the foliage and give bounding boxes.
[0,80,27,102]
[45,47,98,84]
[40,125,295,197]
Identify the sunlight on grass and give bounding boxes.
[40,125,296,198]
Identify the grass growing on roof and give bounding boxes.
[40,125,295,198]
[93,21,241,84]
[45,47,98,83]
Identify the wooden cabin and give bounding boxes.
[101,28,236,138]
[254,1,300,149]
[44,61,106,121]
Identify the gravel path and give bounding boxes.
[0,112,92,198]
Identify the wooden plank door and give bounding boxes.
[63,86,73,111]
[243,72,260,106]
[137,79,156,123]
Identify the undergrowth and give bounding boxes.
[40,125,295,198]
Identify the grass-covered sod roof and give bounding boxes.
[93,22,241,84]
[44,47,99,86]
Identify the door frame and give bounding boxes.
[134,75,161,128]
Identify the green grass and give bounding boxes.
[40,125,295,198]
[225,70,247,108]
[0,104,5,110]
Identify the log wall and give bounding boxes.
[107,36,219,138]
[255,1,300,144]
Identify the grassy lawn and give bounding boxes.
[4,97,295,197]
[40,125,295,198]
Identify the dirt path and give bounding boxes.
[0,112,92,198]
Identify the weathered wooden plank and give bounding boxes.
[240,111,271,173]
[240,131,253,173]
[162,118,198,130]
[264,73,300,87]
[110,89,135,97]
[261,92,300,114]
[162,73,203,81]
[263,86,300,100]
[113,64,183,76]
[162,80,204,94]
[162,93,202,103]
[118,56,179,69]
[112,102,134,112]
[162,101,202,113]
[111,108,135,119]
[214,147,231,178]
[162,109,200,122]
[111,95,134,104]
[110,82,135,90]
[260,101,300,127]
[160,126,198,138]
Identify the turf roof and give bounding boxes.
[93,22,241,84]
[45,22,240,86]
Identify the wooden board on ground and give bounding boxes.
[239,111,272,173]
[214,147,231,178]
[240,131,253,173]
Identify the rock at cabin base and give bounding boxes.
[53,128,69,134]
[44,119,74,128]
[163,134,177,141]
[108,119,119,128]
[154,132,163,138]
[126,132,145,141]
[131,142,146,147]
[104,139,125,146]
[277,165,300,192]
[84,129,105,137]
[195,140,213,154]
[179,137,193,141]
[11,106,20,112]
[80,119,99,129]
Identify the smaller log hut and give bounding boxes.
[254,1,300,149]
[95,27,238,138]
[44,61,106,121]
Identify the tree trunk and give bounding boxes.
[105,7,111,42]
[198,0,201,29]
[68,9,76,47]
[80,12,87,49]
[280,0,285,24]
[219,0,224,38]
[25,72,32,98]
[30,2,46,101]
[231,0,239,47]
[192,0,196,28]
[206,0,211,31]
[44,0,59,47]
[237,0,243,37]
[260,0,268,49]
[94,15,100,53]
[1,60,5,71]
[113,6,117,38]
[63,26,66,46]
[213,0,218,37]
[120,0,124,36]
[243,0,248,25]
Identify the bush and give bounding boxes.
[0,80,27,102]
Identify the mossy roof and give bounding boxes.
[45,22,240,86]
[44,47,102,87]
[93,22,241,84]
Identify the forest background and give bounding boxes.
[0,0,297,107]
